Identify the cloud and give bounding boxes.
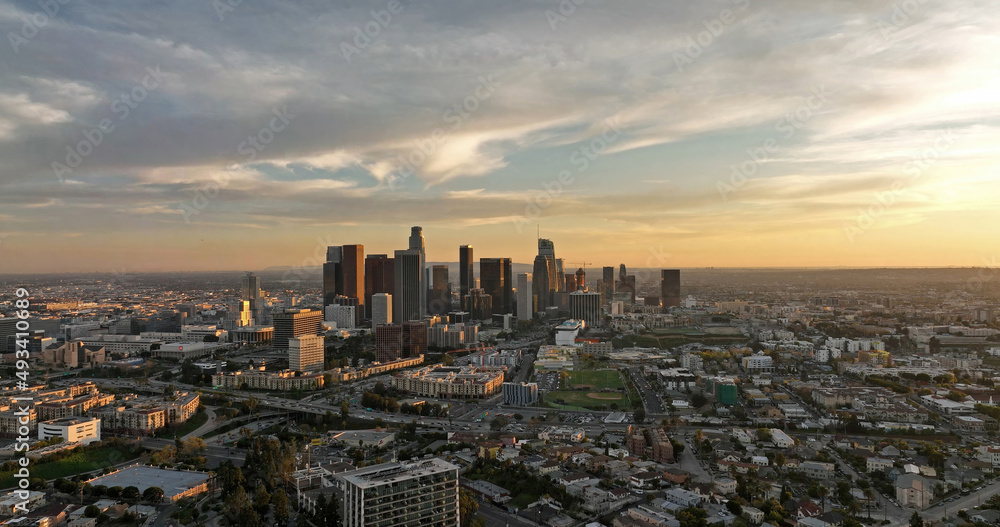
[0,0,998,271]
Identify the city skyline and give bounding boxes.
[2,1,998,273]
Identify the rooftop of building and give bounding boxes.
[86,465,210,499]
[339,458,458,489]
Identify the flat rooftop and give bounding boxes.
[87,465,209,499]
[341,458,457,490]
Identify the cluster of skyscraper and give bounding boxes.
[306,227,684,363]
[317,228,683,328]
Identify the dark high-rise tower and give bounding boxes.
[323,247,343,306]
[532,239,557,310]
[324,245,363,308]
[480,258,513,314]
[459,245,474,308]
[618,263,636,304]
[554,259,566,292]
[409,226,427,317]
[365,254,394,317]
[394,226,427,322]
[429,265,450,315]
[661,269,681,308]
[564,274,576,293]
[394,250,423,322]
[342,244,365,307]
[575,268,586,291]
[602,266,615,304]
[272,308,323,350]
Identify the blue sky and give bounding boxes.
[1,0,998,273]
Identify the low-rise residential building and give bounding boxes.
[625,425,674,463]
[770,429,795,448]
[539,427,586,442]
[896,474,933,509]
[867,457,894,473]
[798,461,835,480]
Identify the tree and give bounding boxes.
[459,489,480,527]
[216,460,245,495]
[909,511,924,527]
[491,415,511,431]
[245,396,260,415]
[726,500,743,516]
[678,507,708,527]
[180,437,207,460]
[340,401,350,423]
[271,489,290,527]
[634,407,646,424]
[816,485,829,513]
[142,486,164,502]
[253,484,271,516]
[122,486,141,501]
[84,505,100,518]
[225,486,261,527]
[444,354,456,366]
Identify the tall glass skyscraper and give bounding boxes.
[532,238,557,310]
[394,226,427,322]
[459,245,474,307]
[480,257,512,314]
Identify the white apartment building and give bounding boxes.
[289,334,325,373]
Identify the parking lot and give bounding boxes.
[536,372,561,391]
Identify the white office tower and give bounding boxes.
[289,334,325,373]
[372,293,392,329]
[325,305,356,329]
[516,272,533,320]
